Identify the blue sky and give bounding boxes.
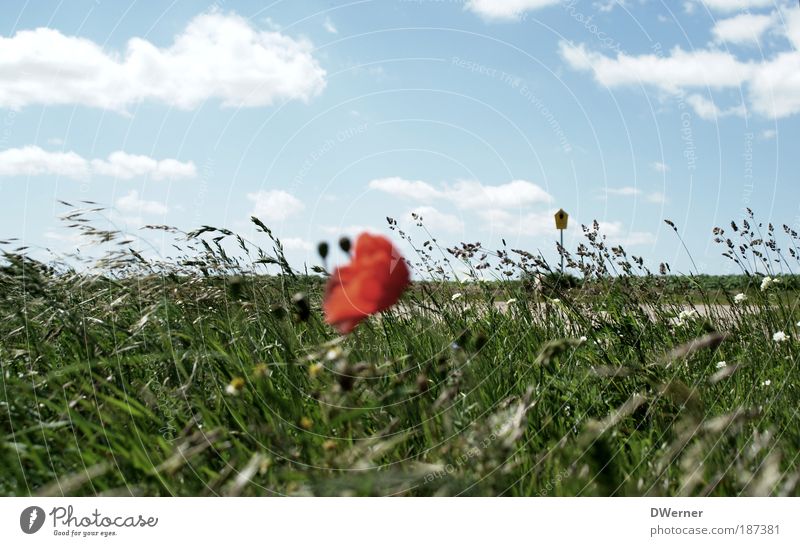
[0,0,798,275]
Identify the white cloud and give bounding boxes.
[0,146,89,179]
[712,12,775,45]
[686,94,722,119]
[281,237,313,251]
[446,179,553,209]
[602,187,666,203]
[604,186,641,196]
[464,0,560,21]
[686,93,747,120]
[559,10,800,120]
[0,10,326,111]
[787,7,800,49]
[247,189,305,222]
[697,0,775,12]
[652,161,670,173]
[593,0,626,13]
[598,221,655,247]
[478,208,554,237]
[115,190,168,215]
[749,51,800,118]
[323,18,338,34]
[43,230,88,247]
[408,206,464,234]
[559,42,750,92]
[368,177,443,202]
[0,146,195,181]
[368,177,552,209]
[91,151,197,180]
[322,224,382,237]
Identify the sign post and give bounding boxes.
[554,209,568,275]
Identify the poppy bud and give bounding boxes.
[317,241,329,260]
[292,292,311,322]
[338,236,352,254]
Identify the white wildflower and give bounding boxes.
[772,331,789,343]
[325,347,343,361]
[761,276,779,291]
[762,379,771,387]
[716,361,727,369]
[225,377,245,396]
[675,309,698,326]
[579,336,587,343]
[734,293,747,304]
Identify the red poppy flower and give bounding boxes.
[323,233,410,334]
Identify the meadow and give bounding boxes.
[1,206,798,496]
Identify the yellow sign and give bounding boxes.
[554,209,568,230]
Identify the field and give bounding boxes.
[1,208,799,496]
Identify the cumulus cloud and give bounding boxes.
[686,94,747,120]
[368,177,443,202]
[115,190,168,215]
[464,0,560,20]
[787,7,800,49]
[0,10,326,112]
[43,230,89,247]
[0,146,89,179]
[0,146,195,180]
[281,237,313,251]
[604,186,641,196]
[408,206,464,234]
[712,12,775,45]
[91,152,198,180]
[598,221,655,247]
[447,180,553,209]
[559,7,800,120]
[559,42,749,92]
[478,208,554,237]
[368,177,553,209]
[247,189,305,222]
[696,0,775,12]
[602,187,666,203]
[322,224,382,237]
[593,0,627,13]
[749,51,800,118]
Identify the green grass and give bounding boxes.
[1,208,799,496]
